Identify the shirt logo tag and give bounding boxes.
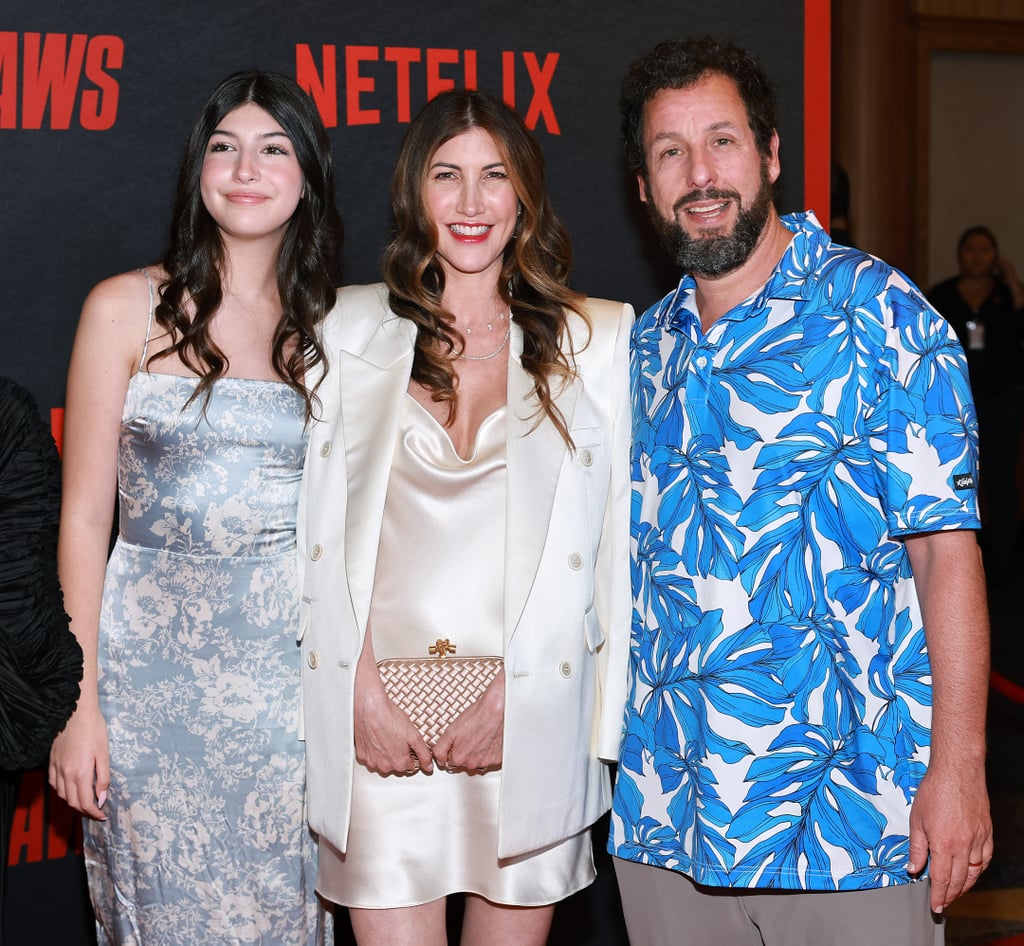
[953,473,976,491]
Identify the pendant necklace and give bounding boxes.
[464,310,507,335]
[456,324,511,361]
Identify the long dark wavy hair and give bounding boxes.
[381,88,586,446]
[152,70,342,418]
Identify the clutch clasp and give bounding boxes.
[429,638,457,658]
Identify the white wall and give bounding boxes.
[927,51,1024,289]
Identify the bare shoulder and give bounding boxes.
[74,269,163,373]
[80,268,160,321]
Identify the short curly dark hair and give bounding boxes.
[620,36,778,175]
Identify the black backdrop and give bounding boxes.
[2,1,828,942]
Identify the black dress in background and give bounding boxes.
[927,278,1024,579]
[0,377,82,933]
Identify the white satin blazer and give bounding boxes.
[297,283,632,859]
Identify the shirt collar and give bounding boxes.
[655,210,829,333]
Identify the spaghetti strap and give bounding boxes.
[138,268,156,369]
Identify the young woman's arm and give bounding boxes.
[48,272,151,819]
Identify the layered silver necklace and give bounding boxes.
[456,310,510,361]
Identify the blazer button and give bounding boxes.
[310,544,323,561]
[579,449,594,467]
[559,661,573,678]
[307,651,320,670]
[320,441,332,458]
[568,552,583,570]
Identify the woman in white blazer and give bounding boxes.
[298,89,631,946]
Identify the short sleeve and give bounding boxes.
[879,285,981,538]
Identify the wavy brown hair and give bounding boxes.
[381,88,586,446]
[152,71,342,418]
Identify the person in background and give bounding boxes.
[48,71,341,945]
[928,226,1024,584]
[611,36,991,946]
[298,88,631,946]
[0,376,81,932]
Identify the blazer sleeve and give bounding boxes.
[590,301,634,762]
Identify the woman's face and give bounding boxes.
[958,233,998,279]
[424,127,520,284]
[200,103,305,244]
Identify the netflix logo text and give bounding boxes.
[7,771,83,867]
[296,43,561,133]
[0,31,123,130]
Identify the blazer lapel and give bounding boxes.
[338,294,416,635]
[504,322,579,643]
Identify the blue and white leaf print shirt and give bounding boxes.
[610,212,981,891]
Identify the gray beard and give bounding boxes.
[647,164,775,278]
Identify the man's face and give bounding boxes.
[638,73,780,278]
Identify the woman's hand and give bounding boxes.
[353,648,433,776]
[48,705,110,820]
[432,668,505,773]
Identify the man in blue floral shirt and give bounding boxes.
[609,37,992,945]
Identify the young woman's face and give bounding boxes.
[424,127,520,283]
[200,103,305,243]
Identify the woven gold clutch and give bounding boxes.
[376,654,503,749]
